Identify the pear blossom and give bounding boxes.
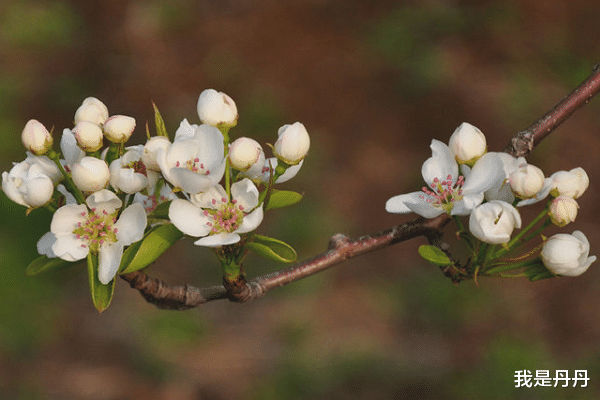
[197,89,238,127]
[273,122,310,165]
[73,121,104,152]
[469,200,521,244]
[142,136,171,171]
[2,157,57,208]
[541,231,596,276]
[71,157,110,192]
[548,196,578,227]
[448,122,486,166]
[37,189,147,284]
[157,121,226,194]
[229,137,265,171]
[243,157,303,184]
[22,119,53,155]
[103,115,136,143]
[74,97,109,126]
[549,167,589,199]
[134,182,176,216]
[386,140,504,218]
[169,178,263,247]
[110,146,158,194]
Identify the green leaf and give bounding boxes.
[26,255,73,276]
[246,234,297,263]
[87,253,115,313]
[418,245,453,266]
[153,102,169,138]
[120,223,184,274]
[147,200,171,220]
[265,190,304,211]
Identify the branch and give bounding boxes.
[121,63,600,310]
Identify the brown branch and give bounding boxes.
[121,63,600,310]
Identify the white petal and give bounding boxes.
[385,193,418,214]
[451,192,484,216]
[421,140,458,187]
[462,152,505,194]
[98,242,124,284]
[51,204,88,234]
[194,233,240,247]
[170,168,215,194]
[237,205,264,234]
[168,199,212,237]
[37,232,57,257]
[86,189,122,214]
[231,178,259,210]
[190,185,227,209]
[2,171,28,207]
[114,203,147,246]
[193,124,225,163]
[174,118,197,141]
[52,233,88,261]
[405,200,445,218]
[23,176,54,207]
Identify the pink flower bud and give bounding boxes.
[197,89,238,127]
[74,97,109,126]
[71,157,110,192]
[103,115,136,143]
[72,121,103,152]
[21,119,53,155]
[229,137,265,171]
[273,122,310,165]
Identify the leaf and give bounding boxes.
[120,223,184,274]
[87,253,115,313]
[246,234,297,263]
[147,200,171,220]
[26,255,73,276]
[418,245,453,266]
[265,190,304,211]
[153,102,169,138]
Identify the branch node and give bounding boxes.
[328,233,350,250]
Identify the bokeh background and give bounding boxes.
[1,0,600,399]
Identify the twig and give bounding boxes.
[121,63,600,310]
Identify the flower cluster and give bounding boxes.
[386,122,595,280]
[2,89,309,311]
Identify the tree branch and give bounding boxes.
[121,63,600,310]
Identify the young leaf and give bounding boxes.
[87,253,115,313]
[120,223,184,274]
[26,255,73,276]
[153,102,169,138]
[418,245,453,266]
[265,190,304,211]
[246,234,297,263]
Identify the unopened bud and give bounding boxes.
[448,122,487,166]
[103,115,136,143]
[73,121,103,152]
[74,97,109,126]
[229,137,265,171]
[71,157,110,192]
[549,167,589,199]
[22,119,53,155]
[273,122,310,165]
[197,89,238,127]
[548,195,578,227]
[509,164,545,199]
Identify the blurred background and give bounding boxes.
[1,0,599,398]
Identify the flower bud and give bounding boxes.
[548,195,578,227]
[197,89,238,127]
[103,115,136,143]
[72,121,104,152]
[509,164,545,199]
[74,97,109,126]
[549,167,589,199]
[541,231,596,276]
[448,122,487,166]
[142,136,171,171]
[273,122,310,165]
[229,137,265,171]
[22,119,53,155]
[71,157,110,192]
[469,200,521,244]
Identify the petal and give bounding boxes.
[237,205,264,234]
[86,189,122,214]
[193,124,225,164]
[231,178,259,210]
[174,118,197,141]
[114,203,147,246]
[170,168,215,194]
[98,242,124,284]
[462,152,505,194]
[421,140,458,187]
[2,171,28,207]
[37,232,57,257]
[405,200,445,219]
[386,192,444,218]
[23,176,54,207]
[385,193,417,214]
[190,185,228,209]
[194,232,240,247]
[451,192,484,216]
[168,199,212,237]
[51,204,88,234]
[52,233,89,261]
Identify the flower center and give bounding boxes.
[175,157,210,175]
[72,208,118,253]
[203,197,245,234]
[420,174,465,214]
[126,160,147,177]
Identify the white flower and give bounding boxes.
[228,137,265,171]
[169,178,263,247]
[509,164,545,199]
[71,157,110,192]
[469,200,521,244]
[134,182,176,216]
[74,97,109,126]
[157,122,225,194]
[386,140,504,218]
[72,121,104,152]
[273,122,310,165]
[197,89,238,127]
[37,189,147,284]
[141,136,171,171]
[448,122,486,166]
[541,231,596,276]
[103,115,136,143]
[110,146,157,194]
[243,157,303,184]
[548,196,578,227]
[22,119,53,155]
[2,157,57,208]
[549,167,589,199]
